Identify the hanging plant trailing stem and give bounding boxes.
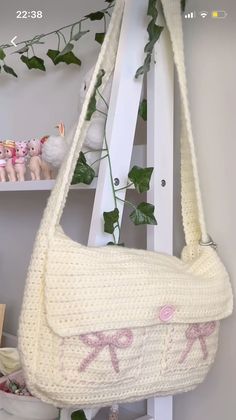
[0,0,185,78]
[0,0,115,77]
[72,69,157,245]
[135,0,163,78]
[135,0,186,78]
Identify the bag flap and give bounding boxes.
[43,227,233,337]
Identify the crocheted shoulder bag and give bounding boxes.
[18,0,233,408]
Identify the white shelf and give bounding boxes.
[0,145,145,192]
[0,179,97,192]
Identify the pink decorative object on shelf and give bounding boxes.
[28,138,52,181]
[4,140,16,182]
[28,139,42,181]
[0,142,6,182]
[14,141,28,182]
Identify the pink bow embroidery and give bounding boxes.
[179,321,216,364]
[79,329,133,373]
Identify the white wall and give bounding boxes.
[0,0,105,139]
[0,0,236,419]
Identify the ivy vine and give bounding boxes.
[135,0,163,78]
[0,0,186,79]
[71,69,157,245]
[0,1,115,78]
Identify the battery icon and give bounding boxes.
[212,10,227,18]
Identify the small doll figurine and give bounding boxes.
[14,141,28,182]
[0,142,6,182]
[4,140,16,182]
[28,138,42,180]
[40,136,53,180]
[28,138,52,180]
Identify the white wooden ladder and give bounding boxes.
[61,0,174,419]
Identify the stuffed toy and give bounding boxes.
[41,67,112,174]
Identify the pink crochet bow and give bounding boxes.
[179,321,216,364]
[79,329,133,373]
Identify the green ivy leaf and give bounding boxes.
[181,0,186,11]
[103,208,119,234]
[128,166,153,193]
[129,202,157,226]
[71,30,89,42]
[95,33,105,45]
[58,52,81,65]
[21,55,46,71]
[86,69,105,121]
[58,43,74,57]
[47,49,60,63]
[3,64,17,77]
[138,99,147,121]
[135,0,163,78]
[71,152,95,185]
[14,45,29,54]
[47,49,81,66]
[0,48,6,60]
[86,11,104,20]
[135,54,151,78]
[78,151,86,164]
[145,22,163,53]
[71,410,87,420]
[147,0,158,20]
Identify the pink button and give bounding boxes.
[159,305,175,322]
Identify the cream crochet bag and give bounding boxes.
[18,0,233,408]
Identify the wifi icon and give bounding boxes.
[200,11,208,18]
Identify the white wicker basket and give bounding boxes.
[0,371,58,420]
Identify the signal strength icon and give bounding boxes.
[184,11,196,19]
[200,11,208,18]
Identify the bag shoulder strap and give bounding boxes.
[40,0,125,238]
[40,0,210,247]
[162,0,209,245]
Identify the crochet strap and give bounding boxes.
[41,0,209,246]
[40,0,125,237]
[161,0,208,244]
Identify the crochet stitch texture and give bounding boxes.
[18,0,233,408]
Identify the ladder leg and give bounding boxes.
[146,2,174,420]
[88,0,148,246]
[60,408,72,420]
[147,397,173,420]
